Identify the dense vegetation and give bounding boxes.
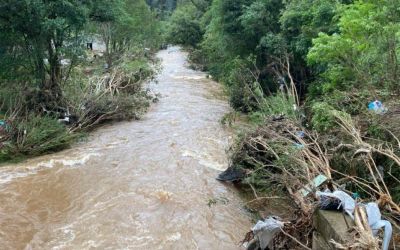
[167,0,399,119]
[0,0,398,247]
[0,0,161,162]
[167,0,400,247]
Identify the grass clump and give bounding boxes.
[0,115,79,162]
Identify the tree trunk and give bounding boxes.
[33,39,46,88]
[101,23,113,69]
[40,38,62,106]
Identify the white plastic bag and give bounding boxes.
[252,217,284,249]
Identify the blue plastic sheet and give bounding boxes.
[368,100,387,114]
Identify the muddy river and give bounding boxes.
[0,47,252,249]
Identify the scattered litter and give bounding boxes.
[296,131,305,138]
[293,143,305,149]
[368,100,387,114]
[316,190,355,218]
[251,216,284,249]
[0,120,9,131]
[299,174,328,197]
[352,192,360,199]
[365,203,392,250]
[317,191,392,250]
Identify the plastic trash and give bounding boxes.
[0,120,9,132]
[316,190,355,218]
[317,191,392,250]
[300,174,328,197]
[319,195,342,210]
[251,217,284,249]
[216,166,246,182]
[368,100,387,114]
[296,131,305,138]
[365,202,392,250]
[293,143,305,149]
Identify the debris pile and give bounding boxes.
[219,113,400,249]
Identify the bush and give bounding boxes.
[166,5,204,47]
[187,48,208,71]
[309,102,336,132]
[226,58,263,112]
[0,115,78,162]
[64,58,155,131]
[0,50,157,163]
[260,93,298,120]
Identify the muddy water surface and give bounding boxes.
[0,47,252,249]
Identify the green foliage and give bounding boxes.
[166,4,204,46]
[226,58,262,112]
[309,102,336,132]
[280,0,340,58]
[0,116,79,162]
[14,116,77,155]
[94,0,162,66]
[260,93,298,120]
[308,0,400,95]
[0,0,89,101]
[240,0,283,51]
[0,0,161,161]
[179,0,342,112]
[147,0,177,19]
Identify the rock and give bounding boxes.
[312,231,330,250]
[216,166,246,182]
[313,210,354,248]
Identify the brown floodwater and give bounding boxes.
[0,47,252,249]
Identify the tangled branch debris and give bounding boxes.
[226,74,400,249]
[235,111,400,248]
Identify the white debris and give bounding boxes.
[251,217,284,249]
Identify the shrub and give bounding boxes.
[260,93,298,120]
[226,57,263,112]
[166,5,204,47]
[309,102,336,132]
[64,59,155,131]
[0,115,78,162]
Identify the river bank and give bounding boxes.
[0,48,156,164]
